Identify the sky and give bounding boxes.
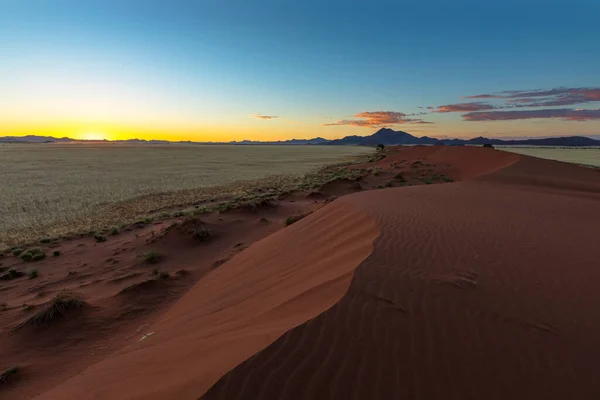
[1,0,599,142]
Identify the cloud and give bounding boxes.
[252,114,279,120]
[463,94,505,99]
[322,111,432,127]
[462,108,600,122]
[436,102,496,113]
[464,87,600,108]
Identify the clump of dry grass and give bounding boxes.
[285,214,306,226]
[22,292,84,328]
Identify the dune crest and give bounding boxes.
[34,200,379,400]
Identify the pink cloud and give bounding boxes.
[436,102,495,113]
[462,108,600,122]
[464,87,600,108]
[323,111,432,127]
[252,114,279,120]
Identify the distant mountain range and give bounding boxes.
[1,130,599,146]
[324,128,600,147]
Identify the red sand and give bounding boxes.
[3,146,600,399]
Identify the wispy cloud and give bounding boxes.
[463,94,505,99]
[436,102,496,113]
[252,114,279,120]
[462,108,600,122]
[322,111,432,127]
[464,87,600,107]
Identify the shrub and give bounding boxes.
[20,248,45,262]
[0,269,25,280]
[376,143,385,153]
[94,234,107,243]
[28,269,39,279]
[158,271,170,279]
[39,237,52,244]
[193,225,211,241]
[109,227,120,236]
[394,173,406,182]
[52,250,61,257]
[12,248,23,257]
[285,214,305,226]
[483,143,494,149]
[145,252,160,264]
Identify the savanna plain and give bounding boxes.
[0,143,371,246]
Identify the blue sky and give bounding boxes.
[1,0,599,141]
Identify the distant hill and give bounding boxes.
[0,135,74,143]
[326,128,600,147]
[1,132,598,147]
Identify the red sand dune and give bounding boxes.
[7,146,600,399]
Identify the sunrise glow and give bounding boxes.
[1,2,599,142]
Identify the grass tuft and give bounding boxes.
[28,269,39,279]
[1,268,25,280]
[23,292,84,327]
[145,251,160,264]
[158,271,170,279]
[285,214,306,226]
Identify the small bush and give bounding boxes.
[28,269,39,279]
[385,181,393,187]
[20,248,45,262]
[394,173,406,182]
[285,214,306,226]
[135,217,154,225]
[483,143,494,149]
[109,227,120,236]
[158,271,170,279]
[145,252,160,264]
[94,234,107,243]
[371,168,380,176]
[52,250,61,257]
[39,237,52,244]
[193,225,211,241]
[12,248,23,257]
[0,269,25,280]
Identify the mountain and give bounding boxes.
[326,128,600,147]
[0,135,74,143]
[326,128,438,145]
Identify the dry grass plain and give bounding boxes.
[0,143,372,246]
[499,146,600,167]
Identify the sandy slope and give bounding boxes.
[8,146,600,399]
[201,149,600,399]
[33,201,378,399]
